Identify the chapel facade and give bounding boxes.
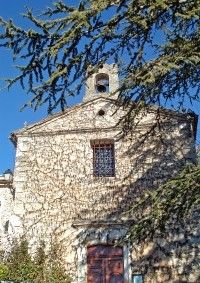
[0,64,199,283]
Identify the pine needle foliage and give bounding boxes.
[0,0,199,246]
[126,165,200,242]
[0,0,199,113]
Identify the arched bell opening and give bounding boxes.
[95,73,109,93]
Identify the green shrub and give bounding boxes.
[47,262,72,283]
[0,238,71,283]
[6,239,38,281]
[43,240,72,283]
[0,262,9,280]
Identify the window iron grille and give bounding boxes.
[92,141,115,177]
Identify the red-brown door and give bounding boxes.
[87,245,124,283]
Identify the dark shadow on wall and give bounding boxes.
[71,115,199,282]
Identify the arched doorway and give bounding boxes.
[87,245,124,283]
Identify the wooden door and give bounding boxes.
[87,245,124,283]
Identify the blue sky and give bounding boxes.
[0,0,199,173]
[0,0,82,173]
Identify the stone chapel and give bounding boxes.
[0,64,199,283]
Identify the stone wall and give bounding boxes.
[8,98,198,282]
[0,172,13,251]
[131,206,200,282]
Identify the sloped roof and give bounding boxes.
[10,96,198,144]
[13,96,117,135]
[0,174,13,188]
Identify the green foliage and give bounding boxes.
[45,240,71,283]
[0,1,199,112]
[0,239,71,283]
[0,262,9,279]
[0,0,199,252]
[46,264,71,283]
[6,239,38,281]
[126,165,200,241]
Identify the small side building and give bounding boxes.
[0,171,13,251]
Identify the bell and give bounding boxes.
[96,80,107,93]
[96,84,107,93]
